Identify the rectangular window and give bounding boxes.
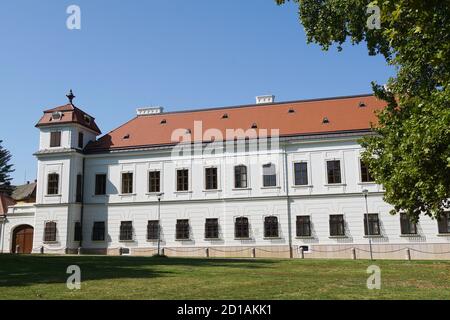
[78,132,84,149]
[364,214,381,236]
[176,219,190,240]
[205,218,219,239]
[74,222,82,242]
[76,174,82,203]
[360,159,374,183]
[329,214,345,236]
[121,172,133,194]
[147,220,159,240]
[47,173,59,195]
[50,131,61,147]
[264,216,279,238]
[119,221,133,241]
[44,221,57,242]
[294,162,308,186]
[95,174,107,195]
[296,216,311,237]
[92,222,105,241]
[176,169,189,191]
[438,213,450,234]
[148,171,161,193]
[327,160,342,184]
[400,213,417,235]
[205,167,218,190]
[235,217,249,238]
[234,165,248,188]
[262,164,277,187]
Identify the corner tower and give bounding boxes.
[33,91,101,253]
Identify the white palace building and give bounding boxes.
[1,92,449,259]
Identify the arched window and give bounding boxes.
[235,217,249,239]
[47,173,59,195]
[44,221,57,242]
[234,165,248,188]
[264,216,279,238]
[262,163,276,187]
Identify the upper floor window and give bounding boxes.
[326,160,342,184]
[148,171,161,193]
[262,164,276,187]
[205,167,218,190]
[92,221,105,241]
[119,221,133,241]
[50,131,61,147]
[176,169,189,191]
[176,219,190,240]
[364,213,381,236]
[76,174,83,202]
[235,217,249,239]
[264,216,279,238]
[400,213,417,235]
[95,174,107,195]
[294,162,308,186]
[78,132,84,149]
[360,159,374,183]
[205,218,219,239]
[44,221,57,242]
[329,214,345,236]
[121,172,133,194]
[47,173,59,195]
[234,165,248,189]
[296,216,311,237]
[147,220,159,240]
[438,212,450,234]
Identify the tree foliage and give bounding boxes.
[276,0,450,220]
[0,140,14,187]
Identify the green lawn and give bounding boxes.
[0,255,449,299]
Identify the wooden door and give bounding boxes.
[12,225,34,254]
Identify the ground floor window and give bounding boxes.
[44,221,57,242]
[235,217,249,239]
[147,220,159,240]
[329,215,345,236]
[176,219,189,240]
[296,216,311,237]
[92,222,105,241]
[364,214,380,236]
[400,213,417,235]
[438,212,450,234]
[205,218,219,239]
[120,221,133,241]
[74,222,82,241]
[264,216,278,238]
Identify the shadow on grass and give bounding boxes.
[0,254,276,288]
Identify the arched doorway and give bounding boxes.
[12,225,34,254]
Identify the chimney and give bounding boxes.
[136,106,164,116]
[256,95,275,104]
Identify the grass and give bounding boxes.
[0,255,449,299]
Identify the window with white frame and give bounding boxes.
[294,162,308,186]
[234,165,248,188]
[262,163,277,187]
[326,160,342,184]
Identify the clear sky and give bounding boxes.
[0,0,394,184]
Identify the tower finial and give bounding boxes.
[66,89,75,104]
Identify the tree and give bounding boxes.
[0,140,14,187]
[276,0,450,220]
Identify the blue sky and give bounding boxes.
[0,0,394,184]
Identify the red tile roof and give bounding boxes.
[0,194,15,214]
[86,94,385,153]
[36,104,101,134]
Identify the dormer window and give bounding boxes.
[84,115,91,124]
[123,134,130,140]
[52,112,62,120]
[222,113,229,119]
[160,119,167,124]
[50,131,61,147]
[359,101,367,108]
[288,108,295,113]
[322,117,330,124]
[251,123,258,129]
